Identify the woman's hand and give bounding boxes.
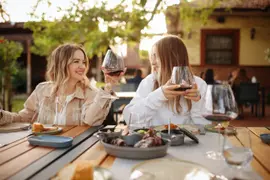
[184,83,201,102]
[80,75,90,87]
[104,70,125,93]
[161,80,186,100]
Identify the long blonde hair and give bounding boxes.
[153,35,192,113]
[46,43,89,95]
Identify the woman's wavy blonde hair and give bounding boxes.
[153,35,193,114]
[46,43,89,95]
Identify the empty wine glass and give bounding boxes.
[171,66,194,91]
[203,84,238,160]
[72,107,82,125]
[128,112,149,133]
[222,127,258,179]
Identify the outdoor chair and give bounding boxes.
[235,83,260,117]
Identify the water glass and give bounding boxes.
[128,112,149,133]
[72,108,82,125]
[223,127,253,168]
[222,127,255,179]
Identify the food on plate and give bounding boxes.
[32,123,45,132]
[214,123,226,131]
[134,128,163,148]
[110,138,126,146]
[164,123,178,130]
[32,123,58,133]
[53,161,93,180]
[137,129,147,134]
[106,128,164,148]
[212,121,230,130]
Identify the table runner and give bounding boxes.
[109,133,261,180]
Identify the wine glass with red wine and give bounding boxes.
[203,84,238,160]
[171,66,194,91]
[101,49,125,77]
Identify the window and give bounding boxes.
[201,29,239,65]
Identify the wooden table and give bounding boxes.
[0,126,269,180]
[0,125,101,180]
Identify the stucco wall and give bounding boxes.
[179,15,270,66]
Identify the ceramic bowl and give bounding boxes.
[260,134,270,144]
[160,129,185,146]
[122,133,143,146]
[101,138,170,159]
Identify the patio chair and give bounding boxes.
[235,83,260,117]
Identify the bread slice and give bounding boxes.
[53,161,93,180]
[32,123,45,132]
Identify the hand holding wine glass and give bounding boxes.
[164,66,200,101]
[184,83,201,102]
[171,66,194,91]
[161,80,186,100]
[101,49,126,94]
[101,49,126,77]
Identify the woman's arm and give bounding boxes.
[0,84,40,125]
[82,88,115,126]
[123,75,168,124]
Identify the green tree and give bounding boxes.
[25,0,163,80]
[26,0,162,55]
[0,37,23,111]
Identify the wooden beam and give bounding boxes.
[0,34,32,41]
[96,56,102,82]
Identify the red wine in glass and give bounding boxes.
[171,66,194,91]
[203,114,233,122]
[101,49,125,76]
[174,85,192,91]
[105,70,124,77]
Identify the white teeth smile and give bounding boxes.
[76,72,84,75]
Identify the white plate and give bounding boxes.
[0,123,31,133]
[33,127,63,135]
[130,158,213,180]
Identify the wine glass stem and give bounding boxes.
[218,122,221,153]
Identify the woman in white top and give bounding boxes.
[123,35,209,126]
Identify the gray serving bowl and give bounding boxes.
[101,139,170,160]
[122,133,143,146]
[160,129,185,146]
